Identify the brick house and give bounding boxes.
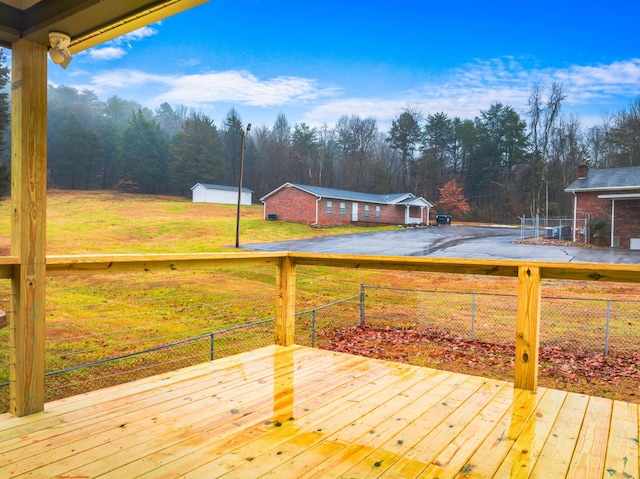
[565,164,640,249]
[260,183,433,226]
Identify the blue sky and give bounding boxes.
[44,0,640,131]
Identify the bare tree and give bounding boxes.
[527,81,567,216]
[336,115,379,191]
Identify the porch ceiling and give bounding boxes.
[0,0,209,52]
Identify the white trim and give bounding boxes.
[611,199,616,248]
[387,193,416,205]
[598,193,640,200]
[315,196,321,225]
[404,204,423,224]
[572,192,577,242]
[565,185,640,193]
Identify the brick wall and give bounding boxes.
[263,185,427,225]
[576,190,640,248]
[263,186,317,223]
[316,198,351,225]
[316,200,414,225]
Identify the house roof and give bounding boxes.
[397,196,433,207]
[191,183,253,193]
[565,166,640,192]
[260,182,433,207]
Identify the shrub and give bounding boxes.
[589,217,610,246]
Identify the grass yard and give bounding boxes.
[0,189,639,406]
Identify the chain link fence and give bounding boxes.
[0,270,278,414]
[519,215,582,241]
[2,282,639,414]
[295,295,362,348]
[361,285,640,354]
[0,317,276,414]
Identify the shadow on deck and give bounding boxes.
[1,345,637,478]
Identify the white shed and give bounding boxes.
[191,183,253,205]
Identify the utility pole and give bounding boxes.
[235,123,251,248]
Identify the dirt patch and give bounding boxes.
[514,236,606,249]
[321,325,640,403]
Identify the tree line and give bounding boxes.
[1,51,639,222]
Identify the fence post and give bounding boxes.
[311,310,316,348]
[360,283,365,325]
[210,333,215,360]
[275,255,296,346]
[605,299,611,355]
[470,293,476,340]
[515,265,541,392]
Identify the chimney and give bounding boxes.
[577,163,588,179]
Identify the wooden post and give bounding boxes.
[514,265,541,391]
[9,39,48,416]
[275,255,296,346]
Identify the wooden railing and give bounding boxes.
[4,252,640,417]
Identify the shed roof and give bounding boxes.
[565,166,640,192]
[260,183,432,207]
[191,183,253,193]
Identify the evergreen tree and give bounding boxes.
[221,108,245,186]
[117,110,169,194]
[155,102,185,139]
[48,112,103,189]
[169,113,225,196]
[291,122,319,184]
[96,116,120,189]
[387,109,422,190]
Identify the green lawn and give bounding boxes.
[0,190,638,407]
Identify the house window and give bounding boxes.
[326,200,333,214]
[340,202,346,215]
[364,204,370,217]
[375,205,381,217]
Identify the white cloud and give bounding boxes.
[557,59,640,103]
[86,69,340,107]
[74,56,640,130]
[87,47,127,61]
[304,57,640,128]
[85,25,160,62]
[116,26,159,44]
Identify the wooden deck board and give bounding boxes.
[604,401,639,479]
[0,345,638,479]
[453,386,545,478]
[529,392,590,478]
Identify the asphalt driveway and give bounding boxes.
[244,225,640,264]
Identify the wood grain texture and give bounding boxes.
[1,346,636,478]
[275,255,296,346]
[514,266,541,391]
[9,39,48,417]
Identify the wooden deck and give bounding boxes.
[0,345,637,478]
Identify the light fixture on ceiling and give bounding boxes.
[48,32,73,69]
